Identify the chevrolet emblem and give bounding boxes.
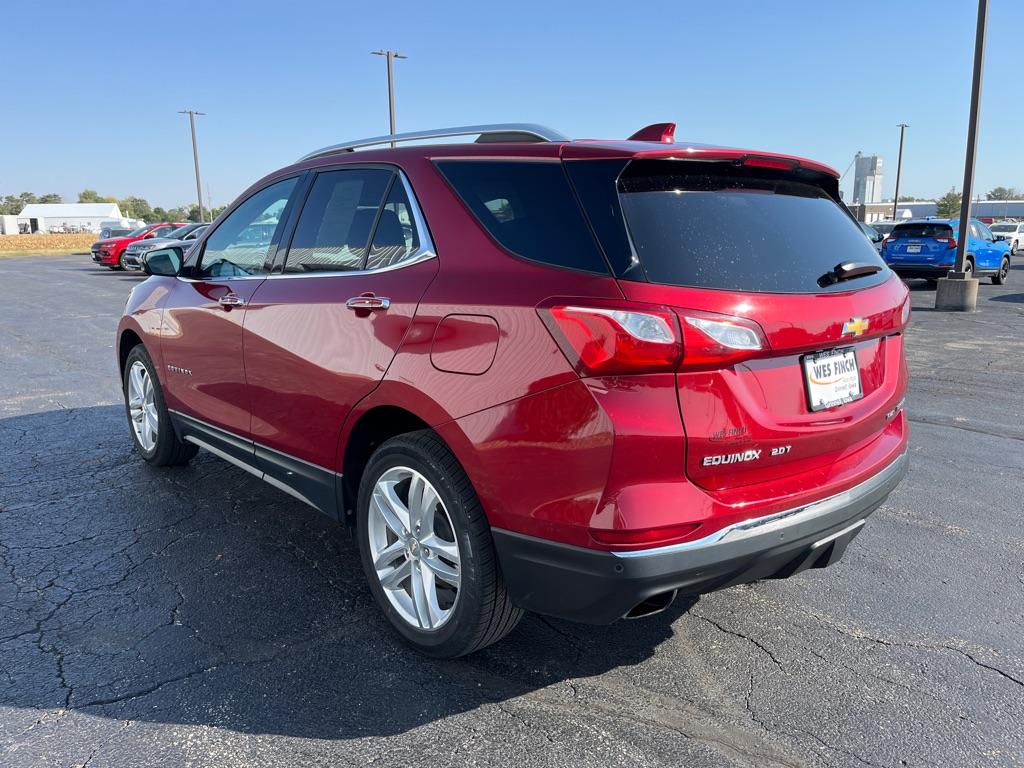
[842,317,869,337]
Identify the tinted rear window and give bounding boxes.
[435,160,609,274]
[891,223,954,238]
[617,168,888,293]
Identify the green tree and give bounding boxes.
[986,186,1021,201]
[898,195,925,202]
[78,189,102,203]
[0,195,23,215]
[120,196,154,221]
[38,193,63,204]
[935,188,962,218]
[151,207,170,222]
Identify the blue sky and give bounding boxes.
[3,0,1022,210]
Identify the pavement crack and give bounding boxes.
[693,612,785,671]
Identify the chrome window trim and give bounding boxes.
[274,167,438,278]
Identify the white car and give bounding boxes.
[122,224,208,270]
[990,222,1023,255]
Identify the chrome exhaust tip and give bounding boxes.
[623,589,677,619]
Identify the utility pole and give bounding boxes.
[936,0,989,312]
[178,110,206,223]
[371,50,407,146]
[892,124,909,221]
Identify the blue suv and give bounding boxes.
[882,218,1011,285]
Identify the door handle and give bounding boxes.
[346,296,391,311]
[218,294,245,308]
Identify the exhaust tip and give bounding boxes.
[623,589,677,619]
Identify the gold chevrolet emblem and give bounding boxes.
[842,317,869,337]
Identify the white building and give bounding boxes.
[16,203,123,233]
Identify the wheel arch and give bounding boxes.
[339,405,433,526]
[118,328,145,379]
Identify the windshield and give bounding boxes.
[990,223,1017,233]
[616,168,888,293]
[891,223,955,239]
[125,226,149,238]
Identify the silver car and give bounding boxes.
[122,223,209,270]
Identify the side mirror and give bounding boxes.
[873,232,884,243]
[994,235,1006,242]
[143,247,184,276]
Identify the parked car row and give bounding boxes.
[117,121,910,657]
[91,223,190,269]
[121,223,209,271]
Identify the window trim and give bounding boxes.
[269,163,437,280]
[183,173,306,282]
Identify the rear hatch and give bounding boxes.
[567,156,909,491]
[884,221,956,265]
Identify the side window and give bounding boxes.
[283,169,392,273]
[365,179,421,270]
[978,223,994,241]
[969,223,981,239]
[435,160,609,274]
[198,178,297,279]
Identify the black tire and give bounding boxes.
[992,256,1010,285]
[356,430,522,658]
[123,345,198,466]
[963,258,974,278]
[116,250,127,270]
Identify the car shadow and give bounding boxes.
[0,405,688,740]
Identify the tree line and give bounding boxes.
[0,190,226,222]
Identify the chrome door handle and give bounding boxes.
[219,294,246,307]
[346,296,391,311]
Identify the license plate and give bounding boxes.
[802,347,863,412]
[907,244,922,253]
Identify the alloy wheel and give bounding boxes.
[127,360,158,452]
[367,466,462,630]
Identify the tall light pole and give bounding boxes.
[178,110,206,223]
[892,124,909,221]
[371,50,407,146]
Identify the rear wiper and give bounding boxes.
[818,261,883,288]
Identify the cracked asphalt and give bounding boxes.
[1,255,1022,767]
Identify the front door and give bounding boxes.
[160,177,299,442]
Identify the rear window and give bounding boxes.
[435,160,609,274]
[616,167,888,293]
[891,223,954,239]
[990,223,1016,233]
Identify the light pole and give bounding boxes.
[371,50,407,146]
[178,110,206,223]
[892,124,909,221]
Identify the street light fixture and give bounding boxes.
[178,110,206,223]
[371,50,407,146]
[892,124,908,221]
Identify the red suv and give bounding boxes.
[117,123,909,657]
[92,222,187,269]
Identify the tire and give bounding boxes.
[356,430,522,658]
[116,250,127,270]
[992,256,1010,285]
[123,345,198,466]
[963,258,974,278]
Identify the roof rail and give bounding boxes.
[299,123,570,162]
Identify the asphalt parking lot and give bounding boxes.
[2,255,1023,767]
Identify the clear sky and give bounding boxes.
[3,0,1022,211]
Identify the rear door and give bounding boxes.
[242,166,438,500]
[576,159,909,491]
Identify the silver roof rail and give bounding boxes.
[299,123,570,162]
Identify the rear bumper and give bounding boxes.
[888,264,953,279]
[492,449,908,624]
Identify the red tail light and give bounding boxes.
[677,309,768,369]
[742,156,799,171]
[934,237,957,249]
[881,236,893,249]
[545,305,682,376]
[541,304,767,376]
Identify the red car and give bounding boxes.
[91,222,187,269]
[117,122,910,657]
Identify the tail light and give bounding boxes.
[881,236,894,249]
[933,236,957,249]
[541,304,767,376]
[589,522,702,550]
[678,310,767,369]
[545,305,682,376]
